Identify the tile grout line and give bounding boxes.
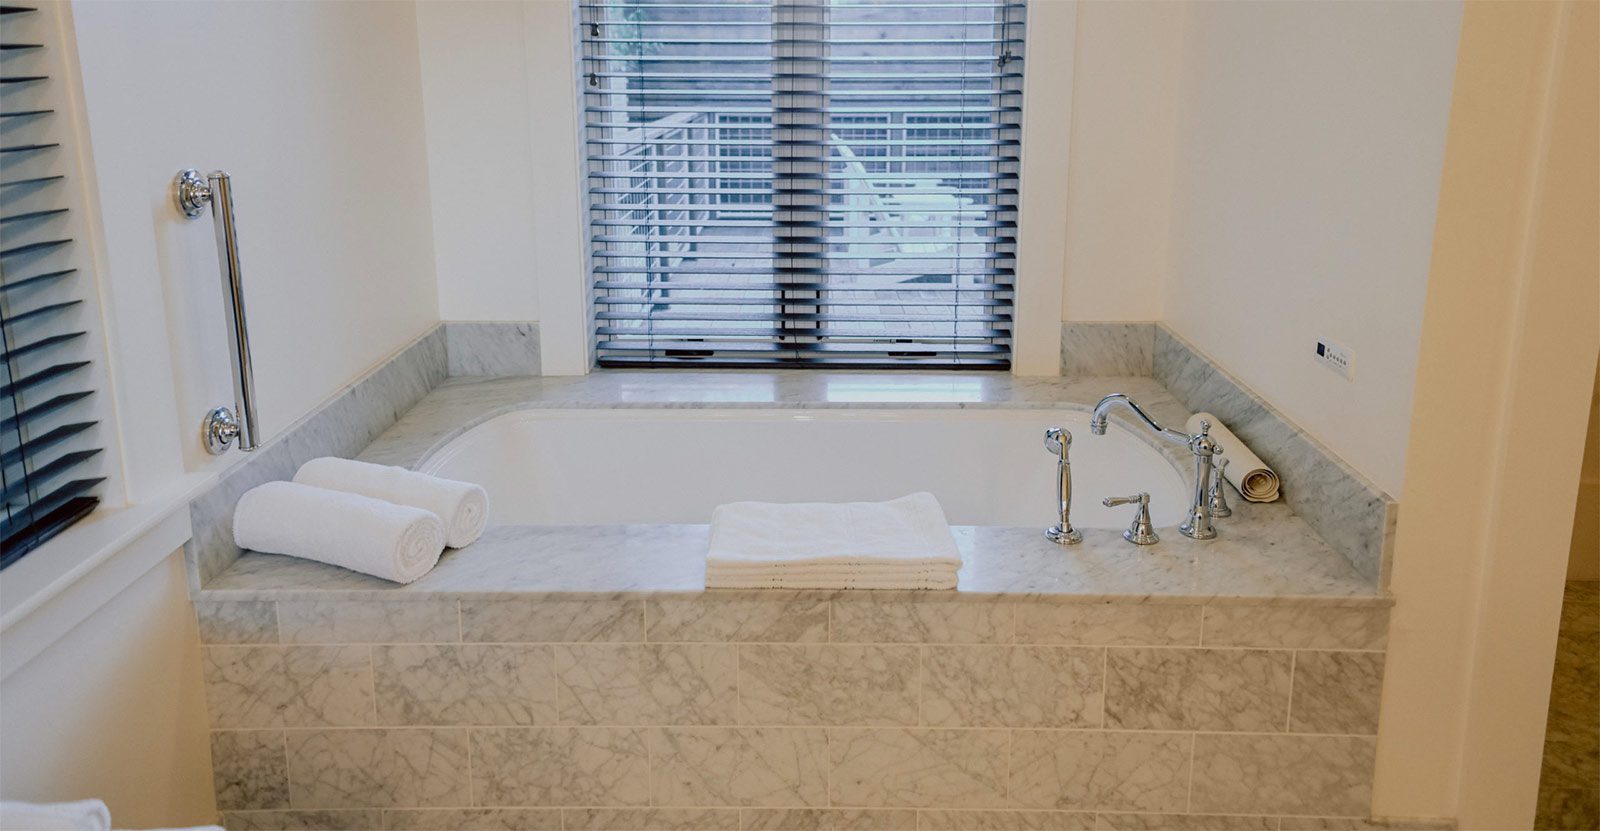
[1285,651,1298,733]
[1185,732,1197,814]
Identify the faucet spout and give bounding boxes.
[1088,394,1190,445]
[1086,393,1222,540]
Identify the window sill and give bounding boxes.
[0,472,212,680]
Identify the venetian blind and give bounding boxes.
[0,3,105,564]
[581,0,1024,368]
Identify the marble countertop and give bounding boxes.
[203,496,1384,605]
[201,370,1385,606]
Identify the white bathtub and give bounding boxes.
[420,408,1190,530]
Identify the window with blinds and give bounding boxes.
[581,0,1024,369]
[0,4,105,565]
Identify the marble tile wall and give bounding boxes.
[444,322,542,377]
[186,326,448,587]
[201,595,1395,829]
[1060,323,1157,378]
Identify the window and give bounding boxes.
[0,4,106,564]
[582,0,1024,368]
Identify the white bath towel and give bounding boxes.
[294,457,489,548]
[0,800,110,831]
[1185,412,1281,502]
[706,492,961,590]
[234,481,446,584]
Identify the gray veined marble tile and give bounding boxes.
[918,810,1096,829]
[196,600,279,644]
[1060,322,1156,377]
[1013,604,1202,647]
[738,807,918,829]
[921,646,1104,728]
[217,809,383,829]
[1189,734,1376,816]
[1290,650,1386,735]
[284,728,469,809]
[1007,731,1190,812]
[211,730,289,810]
[649,726,830,807]
[1104,647,1291,732]
[276,600,459,644]
[562,808,741,830]
[446,321,543,377]
[646,595,828,643]
[373,644,556,726]
[828,728,1010,809]
[738,644,919,727]
[829,598,1012,644]
[383,808,563,830]
[1200,605,1388,650]
[555,643,737,726]
[461,598,644,643]
[470,727,651,807]
[203,645,374,728]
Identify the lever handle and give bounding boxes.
[1208,457,1234,518]
[1102,492,1159,546]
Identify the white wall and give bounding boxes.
[1061,2,1184,322]
[1161,1,1462,496]
[0,2,444,823]
[72,0,440,464]
[0,552,215,828]
[416,0,541,323]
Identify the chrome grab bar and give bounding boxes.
[175,168,260,454]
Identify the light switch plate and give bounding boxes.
[1315,339,1354,379]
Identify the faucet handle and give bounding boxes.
[1208,457,1234,518]
[1102,493,1159,545]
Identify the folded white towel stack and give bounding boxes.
[707,492,962,590]
[234,481,446,583]
[294,457,489,548]
[0,799,110,831]
[1185,412,1281,502]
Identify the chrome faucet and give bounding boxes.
[1088,394,1222,540]
[1043,427,1083,545]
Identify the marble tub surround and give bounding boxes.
[200,505,1382,603]
[186,325,448,587]
[1152,326,1397,586]
[1060,322,1157,377]
[203,588,1388,826]
[444,321,542,377]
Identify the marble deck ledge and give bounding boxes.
[199,498,1386,606]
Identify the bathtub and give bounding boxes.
[420,408,1190,530]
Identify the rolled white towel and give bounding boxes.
[234,481,445,584]
[294,457,488,548]
[0,800,110,831]
[1185,412,1281,502]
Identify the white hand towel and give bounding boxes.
[0,800,110,831]
[1185,413,1281,502]
[234,481,445,584]
[707,492,961,589]
[294,457,489,548]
